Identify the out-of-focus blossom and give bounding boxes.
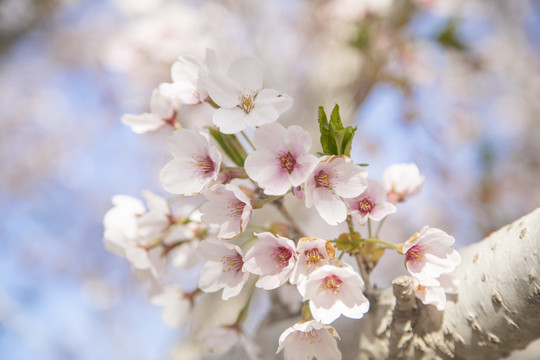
[199,326,261,360]
[207,56,293,134]
[346,178,397,225]
[276,320,341,360]
[412,273,459,311]
[150,285,192,328]
[305,156,368,225]
[382,163,425,204]
[290,237,336,288]
[242,232,297,290]
[121,88,180,134]
[402,226,461,287]
[321,0,394,22]
[200,184,252,240]
[302,265,369,324]
[198,239,249,300]
[103,190,171,279]
[159,49,217,104]
[244,123,318,195]
[160,129,222,195]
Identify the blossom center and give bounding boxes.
[226,200,245,218]
[406,244,425,265]
[221,253,243,273]
[272,246,293,268]
[314,170,332,190]
[193,153,215,175]
[299,330,322,344]
[304,249,323,267]
[357,195,374,216]
[238,91,257,113]
[321,275,343,295]
[279,151,297,174]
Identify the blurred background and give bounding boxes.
[1,0,539,359]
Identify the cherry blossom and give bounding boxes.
[103,190,171,279]
[160,129,221,196]
[242,232,297,290]
[302,265,369,324]
[200,183,253,240]
[383,162,425,203]
[150,285,192,328]
[290,237,336,288]
[244,123,319,195]
[305,156,368,225]
[121,88,180,134]
[346,178,397,225]
[403,226,461,287]
[276,320,341,360]
[159,49,216,104]
[198,326,261,360]
[413,273,459,311]
[206,56,293,134]
[198,239,249,300]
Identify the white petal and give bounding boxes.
[244,104,279,127]
[207,72,240,108]
[213,107,247,134]
[121,113,165,134]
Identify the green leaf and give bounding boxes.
[340,126,357,157]
[329,104,344,131]
[318,106,337,155]
[208,128,247,167]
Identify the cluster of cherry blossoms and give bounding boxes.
[104,50,461,360]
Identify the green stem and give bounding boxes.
[346,215,355,234]
[374,216,387,238]
[241,130,256,150]
[367,218,373,238]
[235,279,258,326]
[335,251,347,266]
[361,237,402,253]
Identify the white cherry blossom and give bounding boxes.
[198,239,249,300]
[150,285,192,328]
[122,88,180,134]
[346,178,397,225]
[302,264,369,324]
[160,129,221,195]
[383,162,425,203]
[103,190,171,279]
[200,184,252,240]
[305,156,368,225]
[413,273,459,311]
[207,56,293,134]
[159,49,216,104]
[244,123,318,195]
[403,226,461,287]
[242,232,297,290]
[199,326,261,360]
[276,320,341,360]
[290,237,336,289]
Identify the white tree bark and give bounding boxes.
[255,207,540,359]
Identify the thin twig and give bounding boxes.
[271,198,305,239]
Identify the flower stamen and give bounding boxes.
[305,249,323,267]
[271,246,293,268]
[321,275,343,295]
[279,151,297,174]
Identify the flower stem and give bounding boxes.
[241,130,256,150]
[374,216,387,238]
[368,218,373,238]
[360,237,402,253]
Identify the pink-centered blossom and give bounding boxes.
[121,88,180,134]
[242,232,297,290]
[346,178,397,225]
[200,184,253,240]
[413,273,459,311]
[244,123,318,195]
[403,226,461,287]
[302,265,370,324]
[159,49,216,104]
[383,162,425,203]
[198,239,249,300]
[305,156,368,225]
[277,320,341,360]
[160,129,221,195]
[207,56,293,134]
[290,237,336,289]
